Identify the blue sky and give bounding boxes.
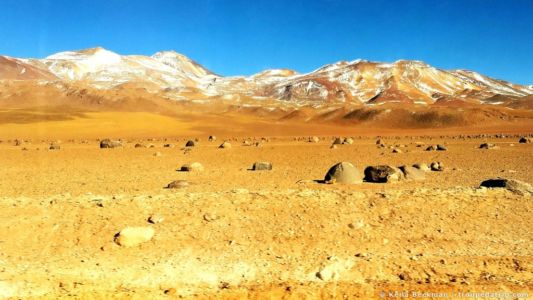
[1,0,532,84]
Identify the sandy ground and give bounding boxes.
[0,131,531,299]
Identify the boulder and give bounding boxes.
[364,165,404,183]
[343,137,354,145]
[134,143,145,148]
[252,162,272,171]
[436,144,447,151]
[208,135,217,142]
[324,162,362,184]
[163,143,174,148]
[480,178,533,196]
[180,162,204,172]
[100,139,122,149]
[425,145,437,151]
[114,227,154,247]
[399,165,426,181]
[185,140,196,147]
[309,136,320,143]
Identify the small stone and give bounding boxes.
[219,141,232,149]
[166,180,189,189]
[180,162,204,172]
[430,162,444,171]
[114,227,154,247]
[252,161,272,171]
[148,214,164,224]
[100,139,122,149]
[203,213,219,222]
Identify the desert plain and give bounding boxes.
[0,109,531,299]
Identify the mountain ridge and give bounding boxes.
[1,47,532,109]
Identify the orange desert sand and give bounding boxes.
[0,110,531,299]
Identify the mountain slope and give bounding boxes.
[0,47,531,109]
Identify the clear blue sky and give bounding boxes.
[1,0,532,84]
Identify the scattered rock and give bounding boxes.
[153,152,162,157]
[203,213,219,222]
[332,137,343,145]
[49,143,60,150]
[166,180,189,189]
[392,148,402,153]
[480,178,533,196]
[399,165,426,181]
[148,214,164,224]
[134,143,145,148]
[185,140,196,147]
[330,144,337,149]
[343,137,354,145]
[425,145,437,151]
[164,288,176,295]
[430,161,444,171]
[479,143,498,149]
[309,136,320,143]
[163,143,174,148]
[219,141,232,149]
[252,161,272,171]
[100,139,122,149]
[436,144,447,151]
[364,165,404,183]
[324,162,363,184]
[114,227,154,247]
[208,135,217,142]
[519,137,531,144]
[180,162,204,172]
[412,163,430,172]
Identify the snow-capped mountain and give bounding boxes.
[1,47,532,107]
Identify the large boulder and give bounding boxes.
[364,165,404,183]
[399,165,425,181]
[480,178,533,196]
[114,227,154,247]
[324,162,362,184]
[252,161,272,171]
[100,139,122,149]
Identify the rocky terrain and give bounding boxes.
[0,135,531,299]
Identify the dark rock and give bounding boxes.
[364,165,404,183]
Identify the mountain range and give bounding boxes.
[1,47,532,128]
